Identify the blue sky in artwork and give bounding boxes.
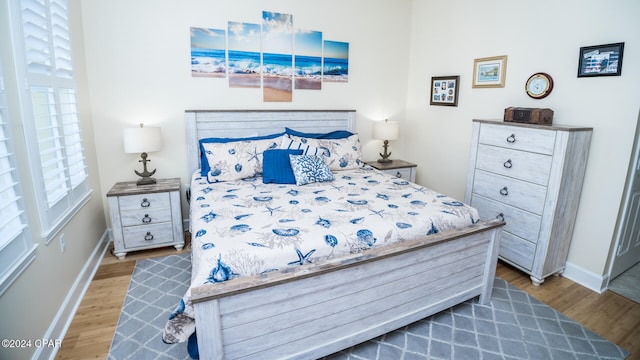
[324,40,349,59]
[190,27,225,49]
[262,11,293,55]
[295,29,322,57]
[228,21,261,52]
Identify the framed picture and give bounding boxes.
[577,42,624,77]
[472,55,507,88]
[430,76,459,106]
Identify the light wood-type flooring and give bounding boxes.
[56,242,640,360]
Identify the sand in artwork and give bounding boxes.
[263,75,293,102]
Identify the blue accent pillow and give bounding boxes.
[285,127,354,139]
[262,149,304,184]
[199,132,285,176]
[289,154,335,186]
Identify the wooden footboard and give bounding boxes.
[192,219,503,360]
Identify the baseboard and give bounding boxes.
[33,230,111,360]
[562,261,608,294]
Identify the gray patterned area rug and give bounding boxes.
[108,253,629,360]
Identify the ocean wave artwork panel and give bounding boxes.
[228,50,261,88]
[323,40,349,82]
[295,55,322,90]
[190,27,226,78]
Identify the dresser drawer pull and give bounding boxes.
[496,213,505,222]
[142,214,152,223]
[506,134,516,143]
[503,159,512,168]
[144,232,154,241]
[499,187,509,196]
[140,198,151,208]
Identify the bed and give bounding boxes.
[165,109,504,359]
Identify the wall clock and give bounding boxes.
[525,72,553,99]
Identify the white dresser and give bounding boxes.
[107,178,184,259]
[465,120,592,285]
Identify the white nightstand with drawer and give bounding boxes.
[107,178,184,259]
[365,159,417,182]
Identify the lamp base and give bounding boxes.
[136,176,157,186]
[377,140,392,163]
[134,152,158,186]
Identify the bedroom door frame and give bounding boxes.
[608,108,640,282]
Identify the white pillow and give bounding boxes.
[202,136,282,182]
[283,134,362,170]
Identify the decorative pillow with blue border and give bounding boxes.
[202,136,283,182]
[285,127,354,139]
[199,132,285,176]
[262,149,304,184]
[289,154,335,186]
[283,134,362,171]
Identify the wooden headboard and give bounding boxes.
[185,109,356,175]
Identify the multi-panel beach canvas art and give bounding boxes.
[190,10,348,102]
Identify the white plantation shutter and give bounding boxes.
[17,0,91,238]
[0,58,37,296]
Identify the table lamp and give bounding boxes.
[373,119,399,163]
[123,123,162,185]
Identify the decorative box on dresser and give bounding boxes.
[365,159,417,182]
[465,120,592,285]
[107,178,184,259]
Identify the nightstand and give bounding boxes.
[107,178,184,259]
[365,159,417,182]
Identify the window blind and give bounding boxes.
[0,56,37,296]
[18,0,90,237]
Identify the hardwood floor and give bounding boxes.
[56,244,640,359]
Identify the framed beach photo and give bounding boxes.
[577,42,624,77]
[472,55,507,88]
[430,76,459,106]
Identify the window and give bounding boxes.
[14,0,91,240]
[0,57,37,296]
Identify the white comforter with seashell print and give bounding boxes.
[163,166,479,344]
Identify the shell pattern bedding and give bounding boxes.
[163,166,480,344]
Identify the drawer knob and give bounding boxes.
[142,214,152,223]
[141,198,151,208]
[499,186,509,196]
[144,232,154,241]
[506,134,516,143]
[503,159,513,168]
[496,213,505,221]
[395,171,402,178]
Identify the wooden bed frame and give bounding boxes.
[184,109,504,359]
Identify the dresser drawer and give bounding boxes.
[475,144,552,185]
[122,222,174,248]
[500,232,535,271]
[479,123,557,155]
[472,170,547,214]
[382,167,413,181]
[119,192,170,211]
[120,207,172,227]
[471,195,541,243]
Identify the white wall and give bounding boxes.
[80,0,413,222]
[403,0,640,284]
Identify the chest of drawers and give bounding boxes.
[107,178,184,259]
[465,120,592,285]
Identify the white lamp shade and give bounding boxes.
[123,125,162,154]
[373,120,399,141]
